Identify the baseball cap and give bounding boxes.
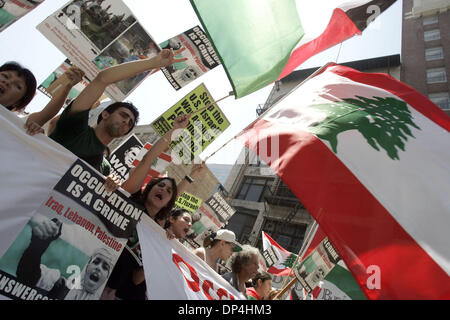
[214,229,242,252]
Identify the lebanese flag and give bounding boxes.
[132,142,172,189]
[237,64,450,299]
[262,231,297,276]
[190,0,396,98]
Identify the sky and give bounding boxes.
[0,0,402,165]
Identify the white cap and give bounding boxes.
[214,229,242,252]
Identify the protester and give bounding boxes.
[164,208,193,240]
[24,65,85,135]
[246,271,273,300]
[0,61,36,112]
[100,114,193,300]
[222,244,261,297]
[193,229,242,273]
[48,48,186,175]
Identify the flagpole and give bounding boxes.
[273,220,318,300]
[189,92,234,116]
[203,62,335,162]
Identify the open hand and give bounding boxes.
[190,161,206,178]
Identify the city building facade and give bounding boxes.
[402,0,450,116]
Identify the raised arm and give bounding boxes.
[69,48,187,115]
[24,66,85,135]
[121,114,190,195]
[176,161,206,197]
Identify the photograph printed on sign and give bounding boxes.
[0,199,121,300]
[160,26,221,90]
[59,0,136,51]
[108,134,143,183]
[93,23,160,95]
[37,0,159,101]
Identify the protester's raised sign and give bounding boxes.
[151,83,230,163]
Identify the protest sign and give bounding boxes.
[151,83,230,163]
[184,191,235,248]
[160,26,221,90]
[37,0,160,101]
[137,214,243,300]
[0,108,144,300]
[0,0,44,32]
[108,134,143,183]
[203,191,235,225]
[174,192,202,213]
[293,237,341,294]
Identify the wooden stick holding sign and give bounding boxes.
[273,220,318,300]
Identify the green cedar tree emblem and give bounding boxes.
[307,96,421,160]
[282,253,297,268]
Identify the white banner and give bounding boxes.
[137,214,243,300]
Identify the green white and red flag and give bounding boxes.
[262,231,297,276]
[190,0,396,98]
[238,64,450,299]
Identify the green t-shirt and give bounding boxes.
[49,103,111,176]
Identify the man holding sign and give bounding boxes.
[49,48,187,175]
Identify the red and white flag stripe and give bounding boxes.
[238,64,450,299]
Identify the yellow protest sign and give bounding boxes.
[174,192,203,213]
[151,83,230,163]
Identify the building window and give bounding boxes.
[226,209,258,244]
[257,220,307,254]
[427,68,447,84]
[424,29,440,42]
[423,15,438,26]
[236,177,273,202]
[425,47,444,61]
[429,92,450,110]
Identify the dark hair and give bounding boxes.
[0,62,37,110]
[140,177,178,222]
[251,271,272,288]
[163,208,190,229]
[97,101,139,134]
[203,230,222,248]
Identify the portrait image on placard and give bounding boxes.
[160,26,221,90]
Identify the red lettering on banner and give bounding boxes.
[172,253,236,300]
[172,254,200,292]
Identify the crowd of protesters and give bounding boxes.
[1,32,280,301]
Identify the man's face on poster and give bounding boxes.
[124,146,140,167]
[312,266,326,284]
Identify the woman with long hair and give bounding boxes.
[101,114,190,300]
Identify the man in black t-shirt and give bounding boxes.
[49,48,187,175]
